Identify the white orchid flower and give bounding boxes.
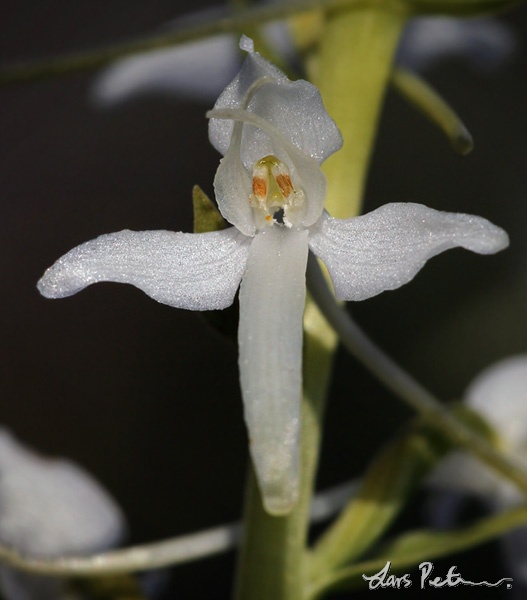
[430,355,527,506]
[0,428,125,600]
[428,356,527,593]
[39,36,508,515]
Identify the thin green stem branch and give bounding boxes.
[391,67,473,155]
[0,0,520,86]
[306,253,527,498]
[0,481,357,578]
[0,526,240,576]
[0,0,375,86]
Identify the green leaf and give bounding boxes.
[192,185,226,234]
[307,420,449,580]
[307,405,498,587]
[308,505,527,598]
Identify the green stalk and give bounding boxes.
[234,301,337,600]
[315,6,408,219]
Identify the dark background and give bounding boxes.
[1,1,527,598]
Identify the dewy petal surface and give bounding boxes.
[208,40,342,166]
[38,228,250,310]
[238,227,309,515]
[309,203,509,302]
[213,117,256,236]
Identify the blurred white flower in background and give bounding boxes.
[91,12,517,107]
[432,355,527,504]
[91,6,293,105]
[0,429,126,600]
[429,355,527,596]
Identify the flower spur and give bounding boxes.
[38,36,508,516]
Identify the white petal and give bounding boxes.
[308,203,509,302]
[91,15,296,106]
[0,429,125,557]
[38,228,250,311]
[210,107,328,228]
[465,355,527,452]
[428,356,527,507]
[463,355,527,505]
[208,42,287,156]
[213,119,256,236]
[238,227,309,515]
[92,35,240,105]
[208,40,342,166]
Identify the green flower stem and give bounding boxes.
[234,466,305,600]
[391,67,473,155]
[307,254,527,499]
[234,300,338,600]
[315,5,408,219]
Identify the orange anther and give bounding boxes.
[252,177,267,199]
[276,174,293,198]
